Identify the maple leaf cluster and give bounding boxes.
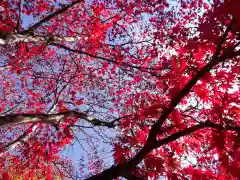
[0,0,240,179]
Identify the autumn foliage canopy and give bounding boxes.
[0,0,240,179]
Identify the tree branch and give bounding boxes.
[0,123,38,157]
[86,19,236,180]
[22,0,83,34]
[0,111,121,128]
[51,43,161,75]
[51,43,119,64]
[146,19,235,144]
[154,121,240,148]
[0,110,124,156]
[0,33,83,45]
[16,0,23,32]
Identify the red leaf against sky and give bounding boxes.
[0,0,240,179]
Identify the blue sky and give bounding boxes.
[19,2,117,177]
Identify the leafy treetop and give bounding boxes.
[0,0,240,179]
